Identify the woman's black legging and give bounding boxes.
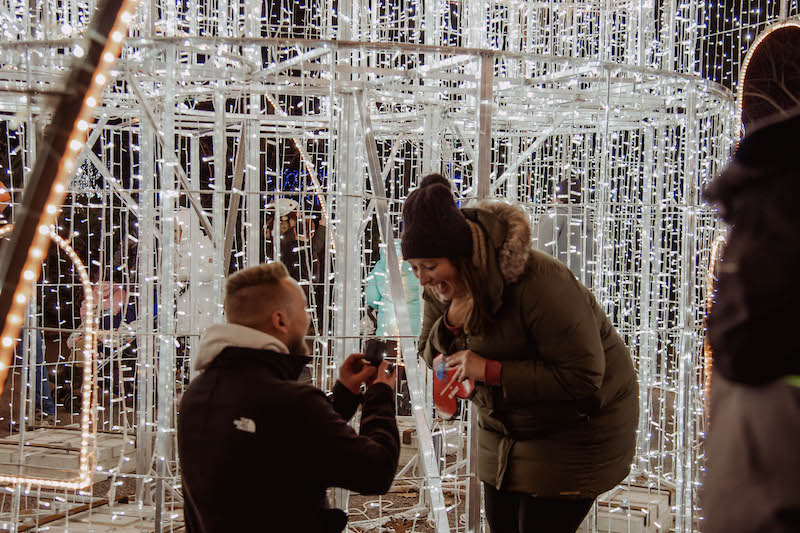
[484,483,594,533]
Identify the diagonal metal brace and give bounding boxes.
[356,89,451,533]
[127,74,215,242]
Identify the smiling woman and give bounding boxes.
[402,173,639,533]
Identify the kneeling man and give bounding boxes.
[178,261,399,532]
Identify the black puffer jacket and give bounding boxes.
[704,112,800,384]
[702,112,800,533]
[178,344,399,533]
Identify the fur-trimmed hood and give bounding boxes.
[466,200,532,284]
[460,200,536,315]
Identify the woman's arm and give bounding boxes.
[500,272,606,404]
[417,294,452,368]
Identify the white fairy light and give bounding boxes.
[0,0,791,529]
[0,224,97,489]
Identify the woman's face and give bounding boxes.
[407,258,467,300]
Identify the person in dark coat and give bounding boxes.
[177,261,399,533]
[534,176,595,287]
[402,174,638,533]
[702,111,800,533]
[265,199,328,331]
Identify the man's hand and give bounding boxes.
[445,349,487,382]
[372,361,397,390]
[340,353,377,394]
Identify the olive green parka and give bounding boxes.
[418,201,638,498]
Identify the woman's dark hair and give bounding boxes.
[455,254,494,335]
[425,254,493,336]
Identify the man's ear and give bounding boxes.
[271,310,288,333]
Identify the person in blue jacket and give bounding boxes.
[365,239,421,415]
[365,239,421,339]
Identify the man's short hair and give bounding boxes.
[224,262,291,326]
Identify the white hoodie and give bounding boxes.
[193,323,289,373]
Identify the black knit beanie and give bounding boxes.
[401,174,473,259]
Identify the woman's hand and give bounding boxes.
[446,349,487,382]
[446,296,473,329]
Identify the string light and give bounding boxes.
[735,20,800,136]
[0,225,97,489]
[0,0,792,529]
[703,234,727,413]
[0,0,140,399]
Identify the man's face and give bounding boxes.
[281,277,311,356]
[279,215,291,235]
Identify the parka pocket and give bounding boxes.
[492,405,590,441]
[468,383,495,410]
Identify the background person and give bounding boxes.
[534,176,595,287]
[402,174,638,533]
[365,238,421,341]
[0,194,56,421]
[702,111,800,533]
[174,207,215,338]
[265,198,328,338]
[365,238,421,415]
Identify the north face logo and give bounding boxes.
[233,417,256,433]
